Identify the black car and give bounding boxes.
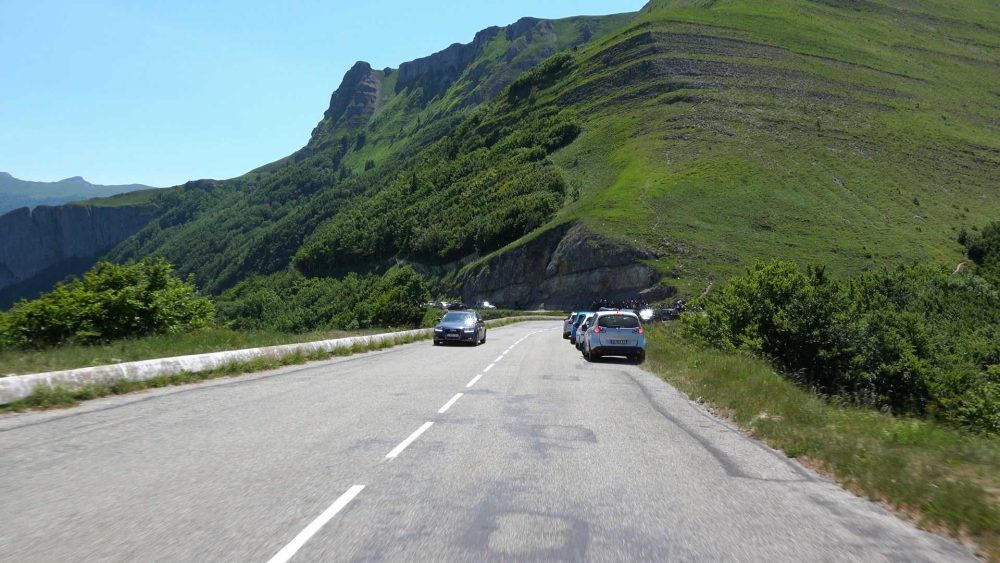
[433,311,486,345]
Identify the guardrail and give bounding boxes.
[0,316,559,405]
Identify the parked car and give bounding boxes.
[433,311,486,345]
[569,311,590,344]
[575,313,595,350]
[563,311,578,339]
[475,301,497,309]
[582,310,646,363]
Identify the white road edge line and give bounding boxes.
[267,484,365,563]
[483,363,495,373]
[386,421,434,460]
[438,393,464,414]
[466,374,483,388]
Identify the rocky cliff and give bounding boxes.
[306,61,384,150]
[0,204,156,307]
[458,222,675,310]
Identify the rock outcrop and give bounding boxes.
[459,222,675,310]
[308,61,383,143]
[0,204,156,306]
[396,25,502,101]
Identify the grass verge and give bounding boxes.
[645,323,1000,560]
[0,316,557,413]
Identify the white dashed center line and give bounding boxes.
[466,373,483,388]
[267,485,365,563]
[494,355,504,362]
[483,363,495,373]
[386,421,434,460]
[437,393,463,414]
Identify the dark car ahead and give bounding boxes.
[433,311,486,346]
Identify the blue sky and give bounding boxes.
[1,1,644,187]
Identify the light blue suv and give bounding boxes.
[582,310,646,364]
[569,311,590,344]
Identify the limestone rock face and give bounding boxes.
[396,26,502,101]
[307,61,383,147]
[0,204,155,301]
[459,223,675,310]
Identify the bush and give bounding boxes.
[962,220,1000,284]
[0,259,215,348]
[361,265,431,328]
[684,259,1000,433]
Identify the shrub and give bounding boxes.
[1,259,215,348]
[684,259,1000,433]
[361,265,431,328]
[962,220,1000,283]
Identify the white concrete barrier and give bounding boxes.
[0,316,559,405]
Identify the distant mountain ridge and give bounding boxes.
[0,172,154,213]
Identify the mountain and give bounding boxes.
[3,0,999,310]
[0,172,156,214]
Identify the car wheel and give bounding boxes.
[635,352,645,364]
[480,332,486,344]
[591,352,601,362]
[433,340,440,346]
[583,347,591,361]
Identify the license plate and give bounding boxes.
[446,334,459,339]
[610,339,628,345]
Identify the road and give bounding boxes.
[0,321,974,561]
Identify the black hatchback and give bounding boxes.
[433,311,487,345]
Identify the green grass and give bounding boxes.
[645,323,1000,560]
[524,0,1000,295]
[75,187,161,207]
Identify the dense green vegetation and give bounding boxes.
[645,323,999,560]
[0,259,214,348]
[216,265,430,332]
[684,223,1000,434]
[962,222,1000,285]
[293,107,579,272]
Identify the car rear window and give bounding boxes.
[597,314,640,328]
[443,312,473,323]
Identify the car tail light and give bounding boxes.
[636,327,644,334]
[593,326,601,334]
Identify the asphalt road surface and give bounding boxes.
[0,321,975,561]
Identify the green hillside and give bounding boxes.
[104,0,997,301]
[539,0,1000,294]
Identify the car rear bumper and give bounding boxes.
[592,345,645,357]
